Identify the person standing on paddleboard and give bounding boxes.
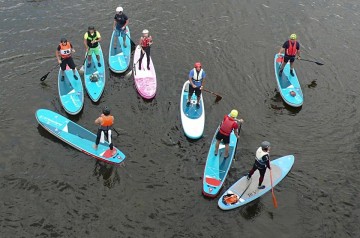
[187,62,206,108]
[93,107,116,156]
[246,141,271,189]
[138,29,153,70]
[56,38,78,80]
[214,110,244,158]
[84,26,102,68]
[278,34,301,77]
[113,6,129,48]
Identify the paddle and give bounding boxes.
[112,128,121,136]
[78,50,89,75]
[299,58,324,66]
[125,33,136,53]
[202,88,222,101]
[40,64,59,81]
[269,166,278,208]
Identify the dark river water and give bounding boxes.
[1,0,359,237]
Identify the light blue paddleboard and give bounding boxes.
[180,81,205,139]
[202,122,241,197]
[218,155,294,210]
[274,53,303,107]
[84,44,105,102]
[35,109,126,164]
[57,66,84,115]
[108,26,131,73]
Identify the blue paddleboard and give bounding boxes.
[108,26,131,73]
[57,66,84,115]
[180,81,205,139]
[274,53,303,107]
[203,123,241,197]
[218,155,294,210]
[84,44,105,102]
[35,109,126,164]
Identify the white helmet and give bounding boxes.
[116,7,123,12]
[142,29,149,34]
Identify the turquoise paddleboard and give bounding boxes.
[36,109,126,164]
[274,54,303,107]
[108,26,131,73]
[218,155,294,210]
[84,44,105,102]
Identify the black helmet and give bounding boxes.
[88,26,95,31]
[60,37,67,43]
[261,141,271,149]
[103,107,111,116]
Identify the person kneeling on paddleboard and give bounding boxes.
[93,107,116,155]
[214,110,244,159]
[246,141,271,189]
[187,62,206,108]
[278,33,301,77]
[56,38,78,81]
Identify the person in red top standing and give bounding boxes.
[278,33,301,77]
[93,107,116,155]
[55,38,78,81]
[214,110,244,158]
[138,29,153,70]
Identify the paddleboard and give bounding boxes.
[180,81,205,139]
[35,109,126,164]
[202,123,241,197]
[84,44,105,102]
[133,46,157,99]
[218,155,294,210]
[108,26,131,73]
[57,66,84,115]
[274,53,303,107]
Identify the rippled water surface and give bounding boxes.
[1,0,359,237]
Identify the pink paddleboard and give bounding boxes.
[133,46,157,99]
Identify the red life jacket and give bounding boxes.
[59,42,72,59]
[286,40,297,56]
[219,115,236,136]
[141,36,151,48]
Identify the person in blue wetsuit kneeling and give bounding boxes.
[187,62,206,108]
[247,141,271,189]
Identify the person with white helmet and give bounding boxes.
[187,62,206,108]
[138,29,153,70]
[214,110,244,159]
[246,141,271,189]
[278,33,301,77]
[113,6,129,49]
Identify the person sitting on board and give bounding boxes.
[214,110,244,159]
[246,141,271,189]
[83,26,102,68]
[138,29,153,70]
[56,38,78,81]
[223,191,240,205]
[278,33,301,77]
[93,107,116,156]
[113,6,129,48]
[187,62,206,108]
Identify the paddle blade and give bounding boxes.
[315,61,324,66]
[130,40,136,53]
[271,190,278,208]
[78,65,84,75]
[215,95,222,102]
[40,72,50,81]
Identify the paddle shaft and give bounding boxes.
[40,63,59,81]
[299,58,324,65]
[269,167,278,208]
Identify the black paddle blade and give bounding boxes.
[315,62,324,66]
[40,72,50,81]
[130,40,136,53]
[215,95,222,102]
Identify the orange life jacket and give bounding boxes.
[101,115,114,127]
[59,42,72,59]
[141,36,151,48]
[223,194,239,205]
[286,40,297,56]
[219,115,236,136]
